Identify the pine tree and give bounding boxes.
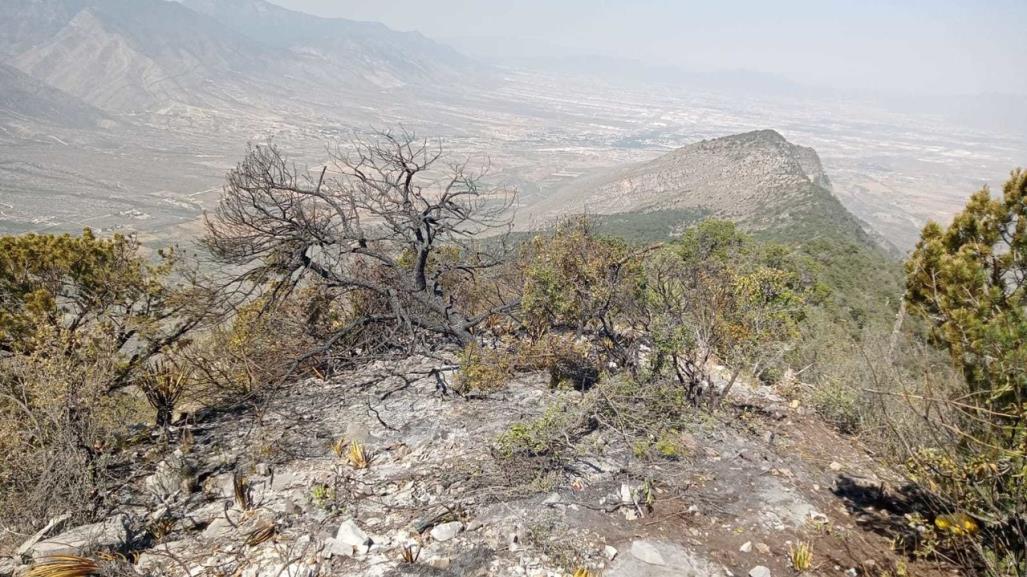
[906,169,1026,575]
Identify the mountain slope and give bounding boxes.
[538,130,873,245]
[534,130,903,323]
[2,0,481,114]
[181,0,481,89]
[7,0,277,112]
[0,62,104,128]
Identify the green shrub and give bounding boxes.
[0,230,210,534]
[898,170,1027,576]
[456,342,516,393]
[495,404,577,460]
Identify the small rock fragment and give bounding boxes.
[332,519,371,557]
[619,483,633,505]
[428,557,452,569]
[604,545,618,560]
[430,521,463,542]
[739,541,753,553]
[749,566,772,577]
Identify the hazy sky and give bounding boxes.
[271,0,1027,96]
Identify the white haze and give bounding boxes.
[272,0,1027,97]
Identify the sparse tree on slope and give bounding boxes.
[203,130,516,359]
[905,169,1027,576]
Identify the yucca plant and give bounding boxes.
[26,556,99,577]
[139,360,188,427]
[789,541,814,572]
[572,568,596,577]
[347,441,369,469]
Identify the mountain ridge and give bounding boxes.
[534,129,881,250]
[1,0,483,114]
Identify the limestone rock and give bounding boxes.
[430,521,463,542]
[631,540,666,566]
[0,557,19,577]
[330,519,371,557]
[145,450,193,499]
[15,514,71,557]
[749,566,771,577]
[30,514,130,559]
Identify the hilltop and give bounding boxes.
[535,130,881,250]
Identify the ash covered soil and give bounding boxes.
[4,355,954,577]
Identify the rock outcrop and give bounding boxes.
[3,355,924,577]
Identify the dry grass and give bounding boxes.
[400,544,421,564]
[26,556,99,577]
[244,523,276,547]
[789,541,814,572]
[331,437,347,459]
[232,470,252,511]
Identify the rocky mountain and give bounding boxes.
[0,0,482,114]
[3,0,270,112]
[535,130,875,247]
[181,0,480,89]
[0,62,104,128]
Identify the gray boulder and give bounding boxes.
[29,514,131,559]
[430,521,463,542]
[330,519,371,557]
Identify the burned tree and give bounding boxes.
[203,130,516,361]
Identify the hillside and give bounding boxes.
[0,356,943,577]
[540,130,905,326]
[181,0,481,88]
[0,62,104,128]
[1,0,482,114]
[535,130,878,249]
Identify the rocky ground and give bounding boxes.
[2,356,959,577]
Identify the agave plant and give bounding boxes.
[347,441,369,469]
[400,543,421,564]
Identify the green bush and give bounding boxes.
[0,230,210,534]
[495,403,577,460]
[456,341,516,393]
[900,170,1027,576]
